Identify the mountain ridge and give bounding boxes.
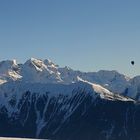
[0,58,139,100]
[0,58,140,140]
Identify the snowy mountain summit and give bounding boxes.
[0,58,140,140]
[0,58,139,100]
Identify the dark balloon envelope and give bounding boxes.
[131,61,134,65]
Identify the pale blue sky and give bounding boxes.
[0,0,140,77]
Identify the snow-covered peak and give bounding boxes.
[0,59,18,72]
[0,57,139,101]
[44,59,58,68]
[21,58,62,83]
[24,58,47,72]
[0,59,21,82]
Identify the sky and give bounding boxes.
[0,0,140,77]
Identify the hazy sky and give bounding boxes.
[0,0,140,77]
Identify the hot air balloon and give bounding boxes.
[131,61,135,65]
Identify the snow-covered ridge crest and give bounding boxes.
[0,79,134,115]
[77,76,134,102]
[0,57,140,100]
[0,58,131,85]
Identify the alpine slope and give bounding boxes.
[0,58,140,140]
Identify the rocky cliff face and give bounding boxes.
[0,81,139,140]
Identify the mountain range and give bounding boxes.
[0,58,140,140]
